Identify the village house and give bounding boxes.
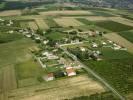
[0,18,4,22]
[43,40,49,45]
[92,43,98,48]
[8,30,14,34]
[80,47,86,52]
[44,73,55,81]
[66,67,76,76]
[102,41,107,45]
[42,51,59,60]
[25,34,32,38]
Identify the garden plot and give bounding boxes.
[54,18,84,27]
[35,18,49,30]
[39,10,92,16]
[28,21,38,30]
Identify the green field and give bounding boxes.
[44,18,60,28]
[0,2,5,9]
[92,11,114,17]
[46,32,67,41]
[0,33,23,43]
[15,59,43,80]
[15,59,45,87]
[0,38,37,68]
[118,30,133,43]
[95,21,133,32]
[76,18,95,25]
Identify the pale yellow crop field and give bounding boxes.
[29,21,38,30]
[86,16,108,21]
[39,10,92,16]
[35,18,49,30]
[8,74,105,100]
[54,18,84,27]
[0,10,21,16]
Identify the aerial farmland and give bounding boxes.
[0,0,133,100]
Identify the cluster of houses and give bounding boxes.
[105,40,127,51]
[0,18,14,26]
[80,46,102,61]
[44,66,76,81]
[90,38,127,51]
[42,51,59,60]
[18,28,45,43]
[64,29,103,38]
[36,50,79,81]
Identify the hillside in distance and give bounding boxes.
[71,0,133,9]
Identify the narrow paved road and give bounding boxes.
[60,46,125,100]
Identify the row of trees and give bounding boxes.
[66,91,119,100]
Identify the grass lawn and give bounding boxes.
[118,30,133,43]
[46,64,64,73]
[44,59,58,66]
[95,21,133,32]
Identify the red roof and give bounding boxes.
[48,73,54,77]
[66,67,75,74]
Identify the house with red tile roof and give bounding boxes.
[66,67,76,76]
[44,73,55,81]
